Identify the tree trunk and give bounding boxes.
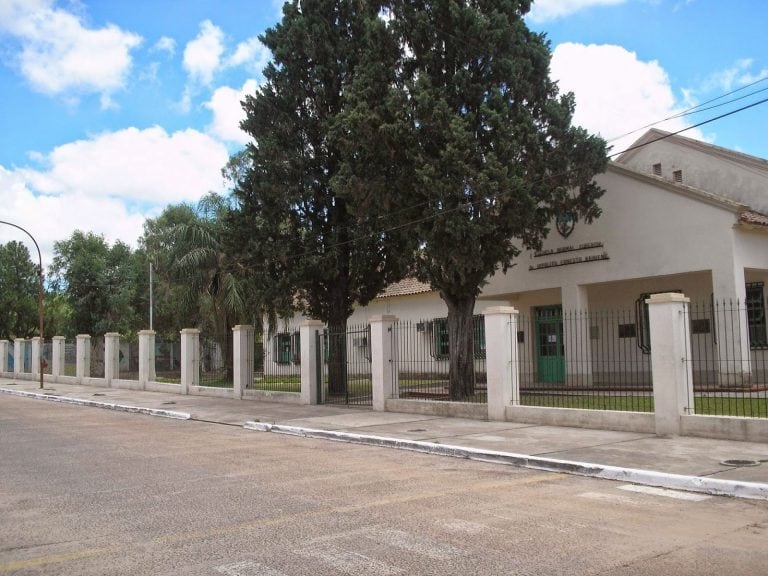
[444,294,476,401]
[327,322,348,396]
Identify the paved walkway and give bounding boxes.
[2,377,767,499]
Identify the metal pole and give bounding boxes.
[0,220,45,389]
[149,261,154,331]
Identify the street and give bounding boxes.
[1,395,767,575]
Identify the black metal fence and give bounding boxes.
[320,323,372,406]
[155,338,181,382]
[64,340,76,376]
[685,300,768,418]
[390,318,488,404]
[199,336,232,388]
[517,308,654,412]
[90,337,105,378]
[250,330,301,393]
[42,340,52,375]
[118,340,139,380]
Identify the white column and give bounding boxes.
[300,320,324,405]
[14,338,24,375]
[138,330,156,387]
[30,337,41,376]
[0,340,8,373]
[52,336,66,377]
[647,293,695,436]
[370,315,397,412]
[484,307,519,421]
[711,264,751,385]
[104,333,120,385]
[76,334,91,379]
[561,284,592,386]
[180,328,200,394]
[233,325,254,399]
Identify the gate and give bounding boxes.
[316,323,372,406]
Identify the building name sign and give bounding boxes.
[529,252,609,271]
[533,241,604,258]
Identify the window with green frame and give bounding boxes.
[431,316,486,359]
[291,331,301,364]
[746,282,767,348]
[274,333,292,364]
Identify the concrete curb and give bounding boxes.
[0,388,191,420]
[243,422,768,501]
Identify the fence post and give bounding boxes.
[0,340,8,373]
[232,325,254,399]
[104,333,120,386]
[484,307,519,421]
[30,337,41,377]
[138,330,156,388]
[76,335,91,379]
[14,339,25,375]
[180,328,200,394]
[52,336,65,378]
[370,315,397,412]
[300,320,324,405]
[647,293,694,436]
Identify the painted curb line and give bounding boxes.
[243,422,768,501]
[1,388,191,420]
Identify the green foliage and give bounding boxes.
[0,241,39,339]
[229,0,414,330]
[49,231,145,337]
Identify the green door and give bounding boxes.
[535,306,565,383]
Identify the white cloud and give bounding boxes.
[550,43,705,154]
[699,59,768,93]
[153,35,176,56]
[527,0,626,22]
[183,20,225,86]
[0,126,230,263]
[0,0,141,99]
[205,80,258,144]
[226,37,270,73]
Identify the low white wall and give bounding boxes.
[244,390,302,404]
[386,398,487,420]
[110,378,144,391]
[146,381,182,394]
[506,405,655,433]
[681,414,768,443]
[189,385,234,398]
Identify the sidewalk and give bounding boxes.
[2,377,767,499]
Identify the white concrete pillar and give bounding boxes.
[180,328,200,394]
[484,307,520,421]
[52,336,65,377]
[561,284,592,386]
[370,315,397,412]
[300,320,324,405]
[233,325,254,399]
[76,335,91,379]
[0,340,8,373]
[138,330,156,387]
[14,338,25,375]
[647,293,695,436]
[712,264,751,385]
[104,333,120,385]
[30,337,41,376]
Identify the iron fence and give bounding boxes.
[42,340,52,375]
[390,318,488,404]
[22,340,31,373]
[517,308,653,412]
[155,338,181,382]
[685,300,768,418]
[199,336,232,388]
[118,339,139,380]
[320,323,372,406]
[250,330,301,393]
[64,340,76,376]
[90,337,105,378]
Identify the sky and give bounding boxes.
[1,0,767,267]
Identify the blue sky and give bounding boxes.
[1,0,767,265]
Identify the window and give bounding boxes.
[291,331,301,364]
[746,282,767,348]
[618,324,637,338]
[652,163,662,176]
[431,316,486,359]
[635,290,682,353]
[673,169,683,183]
[274,333,292,364]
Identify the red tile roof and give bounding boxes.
[377,278,434,298]
[740,211,768,227]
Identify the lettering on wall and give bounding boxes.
[530,241,609,271]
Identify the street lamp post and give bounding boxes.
[0,220,45,389]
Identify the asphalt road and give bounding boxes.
[1,395,767,576]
